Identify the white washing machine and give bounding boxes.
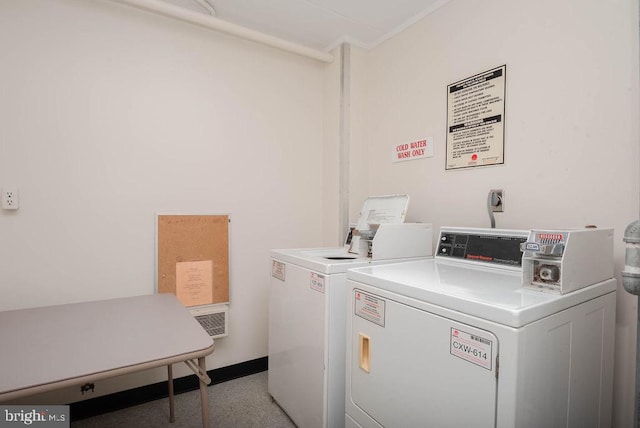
[269,195,433,428]
[345,227,616,428]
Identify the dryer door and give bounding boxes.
[349,288,498,428]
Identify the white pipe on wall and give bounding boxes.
[192,0,215,16]
[110,0,335,63]
[339,43,351,242]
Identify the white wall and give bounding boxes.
[0,0,326,402]
[352,0,640,425]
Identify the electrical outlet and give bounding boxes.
[490,189,504,212]
[2,188,19,210]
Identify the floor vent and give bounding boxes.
[191,304,228,338]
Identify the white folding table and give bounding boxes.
[0,294,215,426]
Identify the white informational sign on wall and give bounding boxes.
[446,65,506,170]
[392,137,434,163]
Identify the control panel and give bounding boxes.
[436,228,528,268]
[436,227,614,295]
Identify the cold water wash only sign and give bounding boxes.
[392,137,434,163]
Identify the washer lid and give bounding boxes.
[271,247,371,274]
[347,259,616,327]
[355,194,409,231]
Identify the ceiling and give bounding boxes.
[162,0,449,51]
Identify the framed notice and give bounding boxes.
[446,65,506,170]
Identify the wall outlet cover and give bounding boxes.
[2,188,19,210]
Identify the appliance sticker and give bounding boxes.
[525,242,540,251]
[271,260,286,281]
[310,273,325,293]
[450,328,493,370]
[354,290,385,327]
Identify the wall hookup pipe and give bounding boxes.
[110,0,335,63]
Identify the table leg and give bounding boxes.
[198,357,209,428]
[168,364,175,423]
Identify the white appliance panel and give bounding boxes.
[514,293,616,427]
[345,413,364,428]
[350,288,498,427]
[269,262,329,427]
[326,271,349,428]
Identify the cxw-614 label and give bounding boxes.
[450,328,493,370]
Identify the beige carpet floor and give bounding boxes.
[71,371,295,428]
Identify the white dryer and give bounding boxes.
[345,227,616,428]
[269,195,432,428]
